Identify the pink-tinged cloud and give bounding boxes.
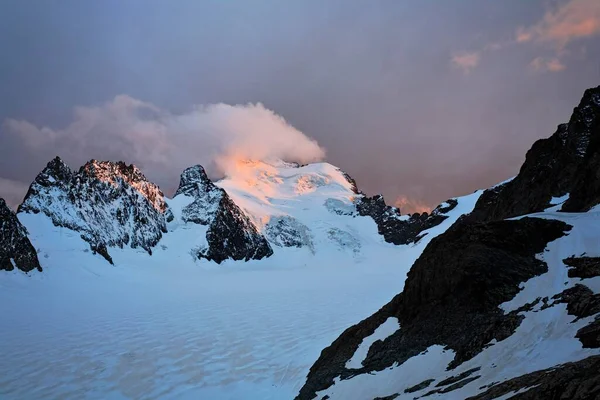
[517,0,600,48]
[4,95,326,191]
[546,58,567,71]
[529,57,566,72]
[450,52,480,73]
[394,195,431,215]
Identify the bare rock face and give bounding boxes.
[18,157,171,261]
[468,355,600,400]
[0,198,42,273]
[562,88,600,211]
[174,165,273,264]
[470,86,600,221]
[564,256,600,279]
[356,195,457,245]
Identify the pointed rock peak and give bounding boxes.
[175,165,215,197]
[0,198,14,218]
[39,156,73,182]
[563,85,600,157]
[179,164,210,185]
[47,155,69,169]
[581,85,600,106]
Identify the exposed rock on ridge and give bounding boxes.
[470,86,600,221]
[356,195,457,245]
[468,355,600,400]
[0,198,42,273]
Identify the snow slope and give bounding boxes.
[0,164,482,400]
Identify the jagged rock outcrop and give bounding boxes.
[174,165,273,263]
[564,256,600,279]
[296,217,570,400]
[0,198,42,273]
[356,195,457,245]
[265,216,313,250]
[562,88,600,211]
[19,157,170,260]
[468,355,600,400]
[470,86,600,221]
[340,170,359,194]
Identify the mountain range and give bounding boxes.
[0,86,599,399]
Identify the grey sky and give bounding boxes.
[1,0,599,212]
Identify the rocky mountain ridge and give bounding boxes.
[6,155,454,270]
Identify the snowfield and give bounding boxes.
[0,249,405,400]
[0,161,482,400]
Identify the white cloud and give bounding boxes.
[4,96,326,192]
[450,52,480,74]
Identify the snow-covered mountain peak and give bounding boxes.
[79,159,168,213]
[18,157,170,261]
[216,160,359,212]
[174,164,212,197]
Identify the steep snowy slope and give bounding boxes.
[297,85,600,400]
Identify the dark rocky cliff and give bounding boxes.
[0,198,42,273]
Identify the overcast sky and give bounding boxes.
[1,0,599,212]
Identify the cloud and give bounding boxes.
[516,0,600,48]
[394,195,431,215]
[529,56,566,72]
[3,95,326,195]
[450,52,480,73]
[0,177,29,210]
[546,58,567,71]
